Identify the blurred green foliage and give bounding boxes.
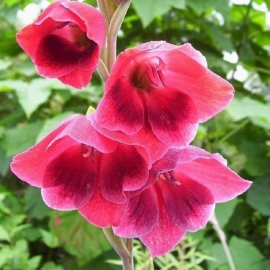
[1,0,270,269]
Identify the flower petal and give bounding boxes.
[147,87,198,146]
[163,50,233,122]
[10,115,75,187]
[100,145,150,203]
[140,188,186,257]
[42,144,96,210]
[160,177,215,231]
[79,184,127,227]
[35,35,98,78]
[96,76,145,135]
[176,157,252,203]
[90,113,169,163]
[113,187,158,237]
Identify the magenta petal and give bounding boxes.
[90,113,169,163]
[96,76,145,135]
[79,186,127,227]
[140,193,186,257]
[58,68,93,89]
[160,177,215,231]
[35,34,98,78]
[42,144,96,210]
[100,145,150,203]
[113,188,158,237]
[147,88,198,146]
[10,115,75,187]
[65,115,118,153]
[176,158,252,203]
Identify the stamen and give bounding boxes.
[56,22,70,29]
[157,69,167,87]
[160,171,181,186]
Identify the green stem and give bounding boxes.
[107,0,131,72]
[103,228,134,270]
[217,118,249,146]
[210,214,236,270]
[97,59,110,82]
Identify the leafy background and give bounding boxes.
[0,0,270,269]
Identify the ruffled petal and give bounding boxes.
[163,50,233,122]
[58,68,93,89]
[62,1,106,46]
[42,144,96,210]
[176,157,252,203]
[90,113,169,163]
[147,87,198,146]
[140,187,186,257]
[160,177,215,231]
[96,76,145,135]
[52,114,118,153]
[177,43,207,67]
[100,144,150,203]
[10,115,75,187]
[113,187,158,237]
[79,184,127,227]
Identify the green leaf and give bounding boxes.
[215,199,239,228]
[226,97,270,129]
[24,187,51,220]
[247,172,270,215]
[0,225,10,242]
[26,256,42,270]
[204,23,234,52]
[41,262,65,270]
[0,121,44,157]
[229,237,264,270]
[49,211,111,266]
[187,0,229,16]
[132,0,185,27]
[39,229,60,248]
[14,79,52,118]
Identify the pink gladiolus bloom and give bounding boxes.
[95,41,234,150]
[16,0,106,89]
[10,115,151,227]
[113,146,252,257]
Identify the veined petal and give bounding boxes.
[35,35,98,78]
[113,187,158,237]
[140,187,186,257]
[160,177,215,231]
[163,50,233,122]
[79,184,127,227]
[42,144,96,209]
[90,112,169,163]
[10,115,75,187]
[96,76,145,135]
[176,158,252,203]
[100,144,150,203]
[147,87,198,146]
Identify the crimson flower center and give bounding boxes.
[131,57,167,89]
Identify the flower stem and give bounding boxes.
[210,213,236,270]
[107,0,131,72]
[103,228,134,270]
[97,59,110,82]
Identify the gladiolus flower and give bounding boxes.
[113,146,252,257]
[10,114,151,227]
[95,41,234,150]
[16,0,106,89]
